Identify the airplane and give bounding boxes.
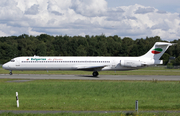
[2,42,174,77]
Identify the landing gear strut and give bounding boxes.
[9,71,13,75]
[92,71,99,77]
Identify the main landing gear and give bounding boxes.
[92,71,99,77]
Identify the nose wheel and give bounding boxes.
[92,71,99,77]
[9,71,13,75]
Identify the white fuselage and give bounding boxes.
[2,56,158,71]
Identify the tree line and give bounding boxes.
[0,34,180,65]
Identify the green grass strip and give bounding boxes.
[1,112,180,116]
[0,79,180,111]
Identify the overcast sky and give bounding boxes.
[0,0,180,41]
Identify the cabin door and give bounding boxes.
[16,58,20,66]
[111,60,116,69]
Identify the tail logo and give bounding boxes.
[151,48,163,54]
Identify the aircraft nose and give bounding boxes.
[2,64,8,69]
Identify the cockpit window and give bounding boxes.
[11,60,15,62]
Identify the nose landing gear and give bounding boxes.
[9,71,13,75]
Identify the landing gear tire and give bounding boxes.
[92,71,99,77]
[9,72,13,75]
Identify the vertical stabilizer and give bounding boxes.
[141,42,173,60]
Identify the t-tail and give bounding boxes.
[140,42,174,65]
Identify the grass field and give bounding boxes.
[1,66,180,75]
[1,79,180,111]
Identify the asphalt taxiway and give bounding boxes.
[0,74,180,81]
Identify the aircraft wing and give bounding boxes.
[76,65,107,71]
